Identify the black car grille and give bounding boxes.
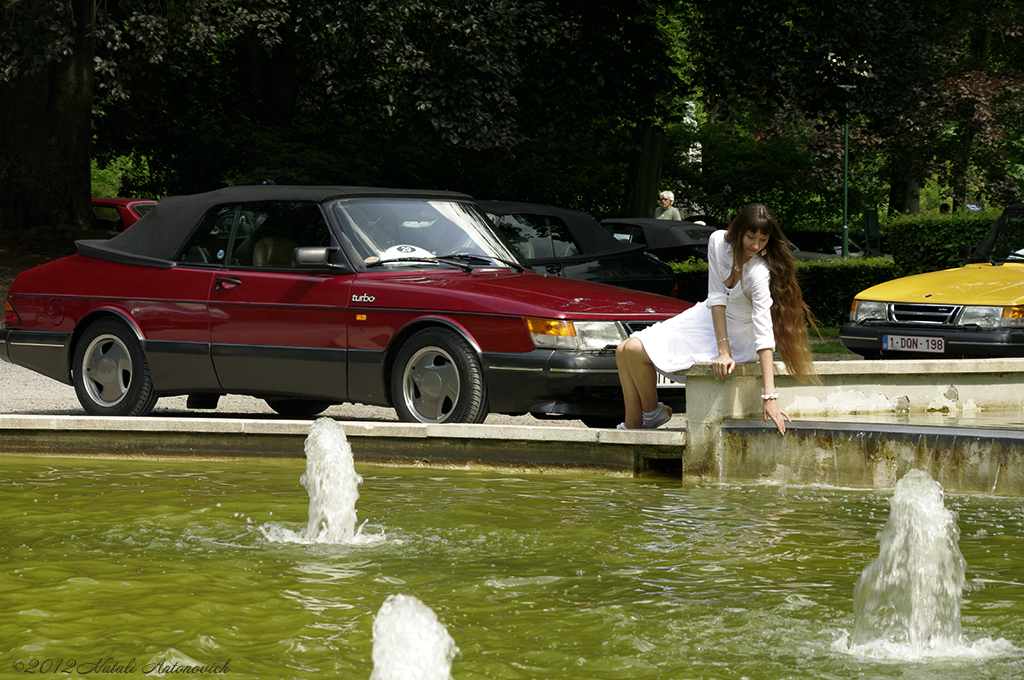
[622,320,658,335]
[889,303,961,325]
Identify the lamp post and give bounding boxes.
[839,85,855,258]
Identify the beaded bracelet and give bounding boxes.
[760,392,779,401]
[716,337,729,345]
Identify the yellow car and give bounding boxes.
[841,203,1024,358]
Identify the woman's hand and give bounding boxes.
[763,398,790,434]
[712,354,735,380]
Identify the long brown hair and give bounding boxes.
[725,203,818,382]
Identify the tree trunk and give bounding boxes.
[0,0,96,237]
[886,141,923,215]
[623,126,666,218]
[888,175,920,215]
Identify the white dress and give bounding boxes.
[632,230,776,380]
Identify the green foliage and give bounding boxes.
[883,210,998,276]
[87,0,674,214]
[661,120,877,232]
[670,257,900,327]
[91,155,153,198]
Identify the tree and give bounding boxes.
[85,0,684,218]
[684,0,1024,215]
[1,0,97,236]
[684,0,946,214]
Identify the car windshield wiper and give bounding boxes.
[365,256,473,272]
[438,252,526,272]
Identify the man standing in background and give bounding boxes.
[655,191,682,220]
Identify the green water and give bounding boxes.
[2,456,1022,680]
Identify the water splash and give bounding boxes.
[852,468,965,650]
[841,468,1018,660]
[261,417,378,544]
[370,594,458,680]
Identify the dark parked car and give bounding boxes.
[477,201,679,297]
[91,197,158,231]
[601,217,718,263]
[2,186,692,426]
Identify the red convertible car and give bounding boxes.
[91,197,158,231]
[2,186,691,425]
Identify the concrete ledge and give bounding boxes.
[0,415,685,475]
[717,419,1024,495]
[682,358,1024,474]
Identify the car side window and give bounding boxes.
[495,214,580,260]
[176,202,333,268]
[605,224,645,245]
[177,206,237,265]
[229,202,332,268]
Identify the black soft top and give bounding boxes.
[76,185,474,267]
[476,200,644,257]
[601,217,719,249]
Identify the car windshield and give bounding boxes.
[491,213,580,259]
[329,198,525,270]
[982,210,1024,262]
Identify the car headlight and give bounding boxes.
[526,317,625,351]
[957,305,1024,329]
[851,299,886,323]
[957,305,1002,329]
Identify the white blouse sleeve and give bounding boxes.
[747,258,776,352]
[706,230,730,307]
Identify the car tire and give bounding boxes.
[391,327,488,424]
[73,318,158,416]
[265,399,333,419]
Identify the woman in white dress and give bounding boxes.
[615,203,817,433]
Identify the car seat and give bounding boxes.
[253,237,298,267]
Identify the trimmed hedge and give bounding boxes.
[670,257,900,327]
[883,211,997,276]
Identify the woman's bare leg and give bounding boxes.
[615,337,660,429]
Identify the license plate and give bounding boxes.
[657,373,686,388]
[882,334,945,353]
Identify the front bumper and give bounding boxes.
[840,322,1024,358]
[482,348,685,417]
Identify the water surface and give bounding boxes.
[3,456,1022,679]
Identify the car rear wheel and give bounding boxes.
[391,327,487,424]
[73,318,158,416]
[265,399,332,419]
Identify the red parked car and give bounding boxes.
[2,186,691,426]
[91,197,158,231]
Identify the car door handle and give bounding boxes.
[215,277,242,291]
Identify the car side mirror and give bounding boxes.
[292,246,352,273]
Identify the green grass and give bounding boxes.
[809,327,855,355]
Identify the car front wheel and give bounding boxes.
[391,327,488,424]
[73,318,158,416]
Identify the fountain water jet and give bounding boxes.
[851,468,965,653]
[370,594,458,680]
[260,417,376,544]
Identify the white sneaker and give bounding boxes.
[642,403,672,429]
